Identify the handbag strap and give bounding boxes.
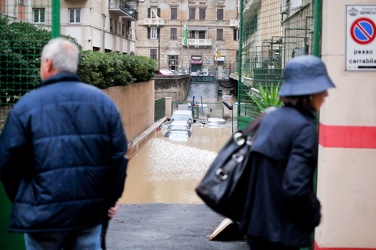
[241,112,266,137]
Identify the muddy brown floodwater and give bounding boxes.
[119,123,233,204]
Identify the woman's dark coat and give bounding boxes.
[240,106,321,247]
[0,72,128,233]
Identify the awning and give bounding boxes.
[190,60,203,64]
[188,26,208,31]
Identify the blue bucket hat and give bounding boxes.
[279,55,335,96]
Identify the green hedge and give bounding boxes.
[0,18,58,104]
[78,51,157,89]
[0,16,157,106]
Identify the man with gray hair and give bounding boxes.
[0,37,128,249]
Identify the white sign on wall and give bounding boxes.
[346,5,376,71]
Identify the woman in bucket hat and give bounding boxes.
[240,55,335,250]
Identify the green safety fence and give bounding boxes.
[238,0,316,130]
[238,1,321,249]
[0,0,58,130]
[1,1,57,249]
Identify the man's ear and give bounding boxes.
[45,58,53,72]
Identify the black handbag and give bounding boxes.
[195,113,266,222]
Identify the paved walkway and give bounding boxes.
[106,203,249,250]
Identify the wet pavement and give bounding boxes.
[106,120,249,249]
[106,204,248,250]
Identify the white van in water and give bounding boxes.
[170,110,194,124]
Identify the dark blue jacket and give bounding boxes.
[240,106,321,247]
[0,72,128,232]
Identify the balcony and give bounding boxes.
[143,18,165,26]
[109,0,138,21]
[244,0,262,11]
[182,39,212,47]
[230,20,239,27]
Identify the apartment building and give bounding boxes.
[136,0,239,77]
[0,0,138,53]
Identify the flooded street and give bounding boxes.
[119,123,233,204]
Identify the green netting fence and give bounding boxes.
[238,1,320,249]
[0,0,56,130]
[1,1,55,249]
[238,0,317,129]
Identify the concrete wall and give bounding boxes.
[103,80,155,143]
[154,75,190,102]
[316,1,376,249]
[104,79,185,158]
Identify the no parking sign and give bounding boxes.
[346,5,376,71]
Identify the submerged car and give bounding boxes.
[164,129,192,141]
[170,110,194,124]
[161,119,192,136]
[167,120,192,131]
[207,118,226,127]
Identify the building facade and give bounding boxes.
[136,0,239,78]
[1,0,138,53]
[62,0,138,53]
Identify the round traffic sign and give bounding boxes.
[350,18,376,45]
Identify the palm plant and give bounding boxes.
[247,83,282,115]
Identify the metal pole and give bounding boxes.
[51,0,60,38]
[187,20,190,73]
[158,33,160,69]
[231,108,234,134]
[102,14,106,53]
[237,0,244,130]
[222,101,234,134]
[313,0,322,57]
[311,4,322,250]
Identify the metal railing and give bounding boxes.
[155,98,165,121]
[120,3,138,21]
[143,18,164,26]
[182,39,212,47]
